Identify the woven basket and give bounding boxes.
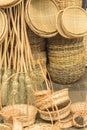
[38,100,71,121]
[0,9,8,43]
[66,0,82,7]
[0,104,37,124]
[62,6,87,37]
[70,102,87,113]
[25,0,58,38]
[47,36,85,84]
[0,123,12,130]
[13,115,36,130]
[35,88,70,110]
[73,112,87,128]
[55,114,73,128]
[0,0,22,7]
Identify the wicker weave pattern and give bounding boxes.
[47,36,85,84]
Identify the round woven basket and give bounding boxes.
[0,124,12,130]
[0,9,8,43]
[55,114,73,128]
[62,6,87,36]
[0,104,37,124]
[38,99,71,121]
[73,112,87,128]
[25,0,58,37]
[0,0,22,8]
[70,102,87,113]
[47,36,85,84]
[35,88,70,110]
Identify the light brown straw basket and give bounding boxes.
[73,112,87,128]
[25,0,58,37]
[70,102,87,113]
[38,99,71,121]
[62,6,87,36]
[0,123,12,130]
[35,88,70,110]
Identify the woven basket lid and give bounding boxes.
[0,0,22,7]
[62,6,87,35]
[56,10,73,38]
[0,9,7,42]
[26,0,58,36]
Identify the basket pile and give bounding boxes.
[35,88,71,121]
[56,6,87,38]
[25,0,58,38]
[47,35,85,84]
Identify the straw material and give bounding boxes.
[66,0,82,7]
[0,123,12,130]
[47,36,85,84]
[24,123,55,130]
[38,100,71,121]
[0,9,8,43]
[25,0,58,37]
[55,114,73,128]
[0,0,22,8]
[70,102,87,113]
[0,104,37,123]
[84,36,87,66]
[73,112,87,128]
[62,6,87,35]
[36,88,70,110]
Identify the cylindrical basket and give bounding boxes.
[47,35,85,84]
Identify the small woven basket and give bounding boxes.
[35,88,70,110]
[38,100,71,121]
[0,104,37,124]
[0,123,12,130]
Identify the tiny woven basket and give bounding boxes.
[73,112,87,128]
[25,0,58,37]
[0,104,37,124]
[47,35,85,84]
[0,124,12,130]
[35,88,70,110]
[70,102,87,113]
[38,100,71,121]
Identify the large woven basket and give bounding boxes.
[38,99,71,121]
[0,104,37,124]
[35,88,70,110]
[47,35,85,84]
[25,0,58,38]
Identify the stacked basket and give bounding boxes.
[47,35,85,84]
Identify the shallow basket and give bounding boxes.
[25,0,58,37]
[70,102,87,113]
[0,104,37,124]
[38,100,71,121]
[0,123,12,130]
[35,88,70,110]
